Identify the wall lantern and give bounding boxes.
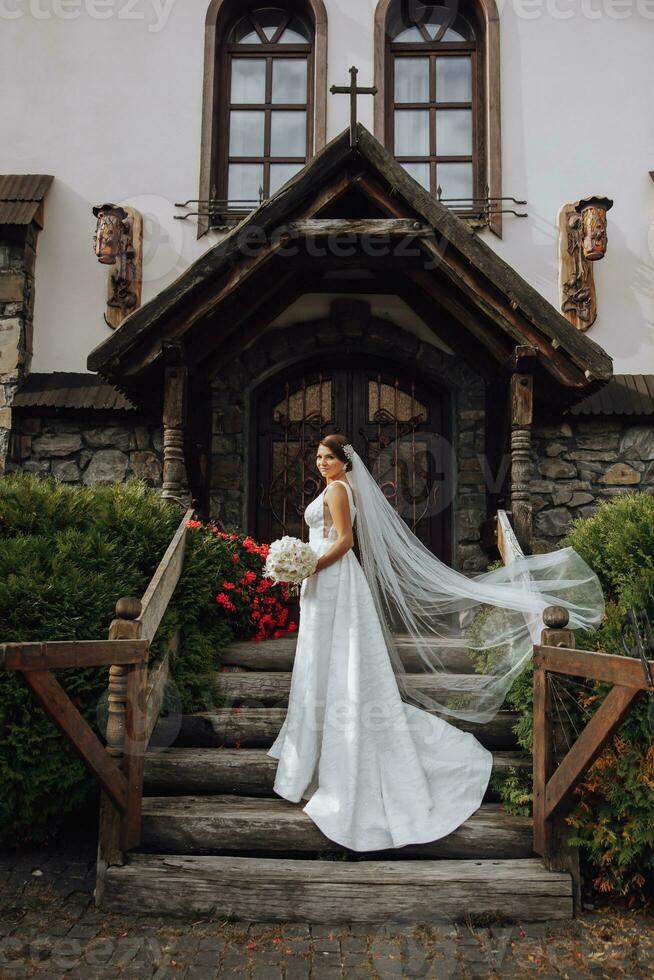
[92,203,143,329]
[558,195,613,331]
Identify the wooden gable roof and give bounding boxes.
[88,125,612,409]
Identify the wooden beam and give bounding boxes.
[0,639,149,671]
[355,130,612,383]
[534,645,654,689]
[406,267,513,366]
[389,276,500,380]
[187,265,298,372]
[118,170,358,378]
[544,684,642,822]
[356,172,590,389]
[21,669,127,812]
[285,218,435,237]
[88,130,357,374]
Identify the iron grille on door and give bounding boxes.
[252,360,451,560]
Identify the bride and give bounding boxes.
[267,433,605,852]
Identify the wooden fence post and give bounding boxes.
[533,605,581,913]
[95,597,142,906]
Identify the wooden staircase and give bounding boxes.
[99,635,575,922]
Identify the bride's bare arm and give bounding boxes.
[311,484,354,575]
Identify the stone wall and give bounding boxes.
[6,412,163,487]
[531,417,654,552]
[0,224,37,476]
[209,310,490,571]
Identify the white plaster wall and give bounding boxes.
[0,0,652,373]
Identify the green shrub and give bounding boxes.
[0,474,292,844]
[497,491,654,900]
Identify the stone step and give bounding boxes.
[101,855,573,922]
[152,708,522,751]
[222,636,478,673]
[143,747,529,798]
[136,796,533,860]
[215,671,490,707]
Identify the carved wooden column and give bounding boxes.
[509,347,536,554]
[162,343,189,505]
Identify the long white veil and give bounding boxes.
[343,445,605,724]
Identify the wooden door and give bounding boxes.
[251,356,452,561]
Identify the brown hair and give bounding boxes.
[318,433,352,472]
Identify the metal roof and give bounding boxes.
[12,372,137,412]
[0,175,54,226]
[568,375,654,416]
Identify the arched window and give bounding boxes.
[199,1,327,237]
[375,1,502,236]
[221,7,313,208]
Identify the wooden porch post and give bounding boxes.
[509,346,536,554]
[162,342,189,505]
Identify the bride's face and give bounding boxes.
[316,444,346,482]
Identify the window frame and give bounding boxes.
[389,36,481,214]
[374,0,502,238]
[216,9,315,212]
[198,0,327,239]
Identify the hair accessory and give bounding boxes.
[342,443,355,462]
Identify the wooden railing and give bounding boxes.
[533,608,653,882]
[494,510,653,909]
[0,504,195,900]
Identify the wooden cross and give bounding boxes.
[330,66,378,147]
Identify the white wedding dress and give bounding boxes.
[267,478,494,852]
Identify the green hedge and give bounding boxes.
[498,491,654,900]
[0,474,290,844]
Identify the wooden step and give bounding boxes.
[152,708,522,751]
[215,671,490,706]
[143,747,529,798]
[137,796,533,859]
[222,637,478,673]
[101,854,572,922]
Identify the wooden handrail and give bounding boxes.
[533,605,649,911]
[97,506,195,868]
[0,503,196,895]
[137,508,195,643]
[535,644,654,688]
[0,639,149,671]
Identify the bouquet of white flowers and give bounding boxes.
[264,536,319,596]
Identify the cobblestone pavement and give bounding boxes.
[1,824,653,979]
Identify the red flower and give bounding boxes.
[222,581,236,590]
